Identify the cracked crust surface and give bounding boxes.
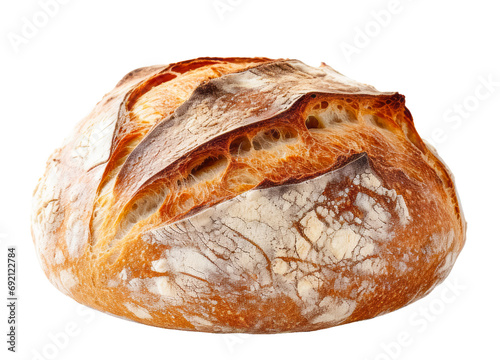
[31,57,465,333]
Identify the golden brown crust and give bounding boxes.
[31,57,465,333]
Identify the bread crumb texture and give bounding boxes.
[31,58,465,333]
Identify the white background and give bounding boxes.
[1,0,499,359]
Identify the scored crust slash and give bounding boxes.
[31,57,466,333]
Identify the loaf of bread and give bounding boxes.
[31,57,465,333]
